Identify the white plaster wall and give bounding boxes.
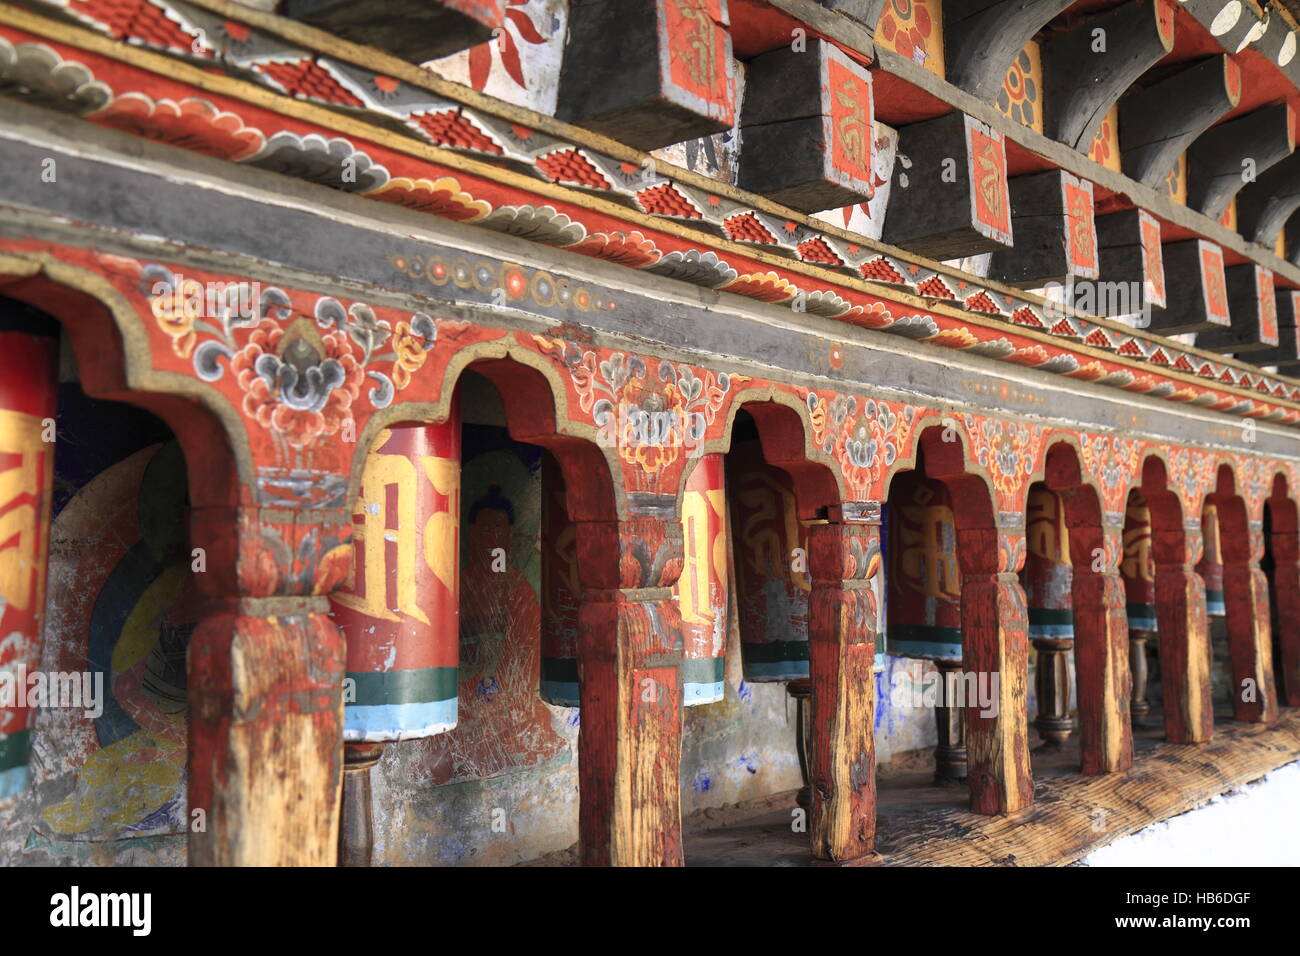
[1079,760,1300,866]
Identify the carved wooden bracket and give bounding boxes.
[1042,0,1175,150]
[1121,55,1241,188]
[280,0,503,62]
[557,0,735,150]
[943,0,1074,102]
[882,111,1013,258]
[1236,151,1300,247]
[1187,104,1295,220]
[738,39,877,212]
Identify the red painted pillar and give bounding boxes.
[807,508,879,861]
[1271,510,1300,706]
[1220,520,1278,724]
[1069,526,1133,774]
[575,513,684,867]
[1152,520,1214,744]
[0,310,58,803]
[959,526,1033,816]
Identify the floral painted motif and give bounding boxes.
[1079,433,1143,513]
[141,264,437,450]
[806,391,920,498]
[875,0,944,76]
[962,414,1044,509]
[549,340,733,476]
[997,45,1041,133]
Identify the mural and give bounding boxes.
[3,377,192,863]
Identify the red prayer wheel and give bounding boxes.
[1196,502,1226,617]
[0,308,59,801]
[727,437,811,682]
[1121,492,1157,632]
[1021,486,1074,642]
[677,453,728,705]
[329,407,461,740]
[886,470,963,662]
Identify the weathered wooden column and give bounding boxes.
[188,501,351,866]
[807,504,881,862]
[575,510,685,867]
[1268,485,1300,706]
[1218,509,1278,724]
[1068,523,1134,774]
[958,523,1033,815]
[1149,506,1214,744]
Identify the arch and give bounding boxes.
[693,384,845,515]
[885,422,1032,814]
[1138,454,1214,745]
[0,265,238,509]
[1038,439,1134,775]
[1208,463,1278,723]
[355,341,618,524]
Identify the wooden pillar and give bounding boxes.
[807,510,880,862]
[959,527,1033,816]
[1219,517,1278,724]
[1151,521,1214,744]
[187,505,350,866]
[576,514,684,867]
[1269,496,1300,706]
[1069,527,1134,774]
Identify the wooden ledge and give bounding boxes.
[680,710,1300,866]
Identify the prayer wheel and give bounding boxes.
[1197,502,1226,617]
[886,470,963,662]
[727,437,812,682]
[0,308,58,802]
[678,454,728,705]
[886,470,965,780]
[330,410,462,742]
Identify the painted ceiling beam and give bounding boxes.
[1120,55,1241,188]
[1252,289,1300,370]
[986,169,1098,287]
[1042,0,1176,151]
[1199,263,1281,353]
[738,38,878,212]
[1187,103,1295,219]
[1146,239,1232,335]
[1235,151,1300,246]
[556,0,737,151]
[943,0,1075,102]
[279,0,502,62]
[880,111,1014,259]
[1093,208,1166,317]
